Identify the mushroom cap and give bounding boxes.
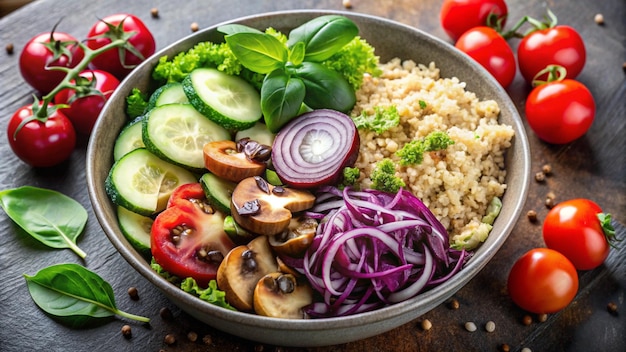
[203,140,266,182]
[253,272,313,319]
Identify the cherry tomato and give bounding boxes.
[440,0,508,42]
[525,78,595,144]
[7,104,76,167]
[543,199,614,271]
[151,184,235,287]
[455,26,516,88]
[507,248,578,314]
[86,14,155,79]
[19,32,85,95]
[54,69,120,135]
[518,25,586,84]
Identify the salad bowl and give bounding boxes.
[87,10,530,347]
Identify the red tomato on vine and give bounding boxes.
[440,0,508,42]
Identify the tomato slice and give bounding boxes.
[152,186,235,287]
[166,182,205,209]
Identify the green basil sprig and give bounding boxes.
[219,15,358,132]
[24,263,150,327]
[0,186,87,258]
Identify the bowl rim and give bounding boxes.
[87,7,530,338]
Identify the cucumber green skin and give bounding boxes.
[199,172,236,215]
[141,103,231,173]
[182,68,262,131]
[235,121,276,146]
[105,148,197,216]
[117,206,152,258]
[146,82,189,111]
[113,115,146,161]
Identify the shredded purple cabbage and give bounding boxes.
[285,186,469,318]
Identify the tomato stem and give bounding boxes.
[501,8,559,40]
[531,65,567,87]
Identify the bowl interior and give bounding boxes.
[87,10,530,347]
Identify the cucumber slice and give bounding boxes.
[142,103,231,171]
[147,82,189,111]
[117,206,152,257]
[105,148,197,216]
[183,68,262,131]
[235,122,276,146]
[199,172,237,214]
[113,116,146,161]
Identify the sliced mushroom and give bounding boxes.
[216,236,278,311]
[253,272,313,319]
[268,216,318,257]
[203,140,268,182]
[230,176,316,236]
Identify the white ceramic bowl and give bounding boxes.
[87,10,530,347]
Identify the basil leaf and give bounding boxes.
[24,263,150,327]
[225,32,288,74]
[294,61,356,113]
[261,69,306,133]
[288,41,306,66]
[0,186,87,259]
[218,23,263,35]
[287,15,358,62]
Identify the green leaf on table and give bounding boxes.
[224,32,288,74]
[24,263,150,328]
[0,186,88,258]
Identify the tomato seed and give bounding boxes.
[121,325,132,339]
[164,333,176,345]
[464,321,477,332]
[127,286,139,300]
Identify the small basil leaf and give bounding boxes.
[218,23,264,35]
[261,69,306,133]
[0,186,87,259]
[288,41,306,66]
[294,61,356,113]
[225,32,288,74]
[287,15,358,62]
[24,263,150,328]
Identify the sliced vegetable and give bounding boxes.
[113,115,145,161]
[203,140,269,183]
[216,236,279,311]
[253,272,313,319]
[271,109,360,188]
[146,82,189,110]
[182,67,262,131]
[230,176,316,236]
[199,172,238,214]
[143,103,231,171]
[151,193,236,287]
[117,206,152,257]
[105,148,197,216]
[268,216,318,258]
[294,187,467,317]
[235,121,276,147]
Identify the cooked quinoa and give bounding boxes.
[351,58,515,247]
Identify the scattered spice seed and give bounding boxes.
[607,302,618,315]
[534,171,546,182]
[254,344,265,352]
[499,344,511,352]
[485,320,496,333]
[187,331,198,342]
[160,307,173,320]
[150,7,159,18]
[522,314,533,326]
[191,22,199,32]
[527,210,538,223]
[537,313,548,322]
[546,191,556,200]
[121,325,132,339]
[521,348,532,352]
[464,321,477,332]
[421,319,432,331]
[594,13,605,25]
[164,333,176,345]
[447,298,460,310]
[623,62,626,74]
[127,286,139,300]
[6,43,14,55]
[342,0,353,8]
[542,164,552,175]
[202,334,213,345]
